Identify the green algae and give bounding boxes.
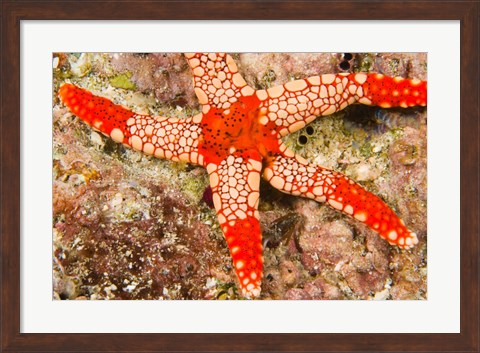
[354,53,374,72]
[109,71,137,90]
[179,170,209,202]
[215,281,241,300]
[388,58,401,76]
[259,68,277,89]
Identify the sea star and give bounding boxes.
[59,53,427,298]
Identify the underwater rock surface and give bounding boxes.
[53,52,427,300]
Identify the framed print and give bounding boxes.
[2,1,478,352]
[52,51,428,302]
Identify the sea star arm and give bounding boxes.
[184,53,257,112]
[256,73,427,136]
[263,145,419,249]
[205,154,264,298]
[59,83,206,166]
